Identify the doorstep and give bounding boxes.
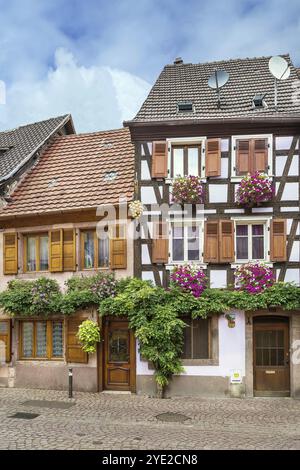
[101,390,132,395]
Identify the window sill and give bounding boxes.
[182,358,219,366]
[231,262,273,268]
[166,177,207,185]
[166,263,207,270]
[230,175,274,183]
[17,358,64,363]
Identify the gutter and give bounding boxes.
[124,115,300,128]
[0,114,73,184]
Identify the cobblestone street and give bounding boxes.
[0,388,300,450]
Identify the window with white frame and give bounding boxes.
[170,221,203,263]
[167,137,206,179]
[231,134,272,179]
[235,220,269,263]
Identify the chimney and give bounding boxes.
[174,57,183,65]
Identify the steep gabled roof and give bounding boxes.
[0,127,134,218]
[127,54,300,124]
[0,114,75,181]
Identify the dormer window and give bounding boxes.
[177,102,194,113]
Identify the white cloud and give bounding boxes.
[0,48,151,132]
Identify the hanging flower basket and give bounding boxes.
[234,262,275,294]
[236,172,274,207]
[170,264,207,298]
[129,200,144,219]
[172,176,204,205]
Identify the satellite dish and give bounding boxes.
[269,56,290,80]
[208,70,229,108]
[268,56,290,110]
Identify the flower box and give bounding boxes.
[170,264,207,298]
[172,176,204,205]
[236,172,274,208]
[234,262,275,294]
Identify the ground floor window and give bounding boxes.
[19,320,64,360]
[182,317,210,359]
[81,230,109,269]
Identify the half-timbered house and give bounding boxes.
[125,54,300,398]
[0,126,135,392]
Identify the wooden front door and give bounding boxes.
[253,317,290,397]
[103,318,135,392]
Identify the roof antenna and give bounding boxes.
[268,56,290,111]
[208,70,229,109]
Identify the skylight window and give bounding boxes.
[177,102,194,113]
[104,171,117,181]
[252,94,267,109]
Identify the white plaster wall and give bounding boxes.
[209,184,228,203]
[136,311,246,378]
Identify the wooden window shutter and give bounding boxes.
[63,229,76,271]
[205,139,221,177]
[270,219,287,262]
[3,233,18,275]
[236,140,251,176]
[66,317,88,363]
[49,229,63,272]
[151,141,168,178]
[204,221,219,262]
[219,220,235,263]
[152,221,169,263]
[110,226,127,269]
[253,138,268,173]
[0,320,11,362]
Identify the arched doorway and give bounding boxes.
[253,316,290,397]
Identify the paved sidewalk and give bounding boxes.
[0,388,300,450]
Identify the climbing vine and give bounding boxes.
[0,273,299,395]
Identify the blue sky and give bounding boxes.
[0,0,299,132]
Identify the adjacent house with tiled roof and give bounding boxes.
[0,126,135,391]
[125,54,300,398]
[0,115,75,200]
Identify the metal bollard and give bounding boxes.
[68,367,73,398]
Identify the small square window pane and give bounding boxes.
[236,225,248,236]
[252,224,264,236]
[188,225,199,238]
[173,226,184,238]
[52,322,63,358]
[36,322,47,357]
[22,323,34,357]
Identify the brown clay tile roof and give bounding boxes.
[0,127,134,218]
[128,54,300,123]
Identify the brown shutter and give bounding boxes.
[66,317,88,363]
[204,221,219,262]
[152,221,169,263]
[63,229,76,271]
[151,141,168,178]
[110,228,127,269]
[270,219,287,262]
[219,220,235,263]
[3,233,18,275]
[253,138,268,173]
[0,320,11,362]
[236,140,251,176]
[205,139,221,177]
[49,229,63,272]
